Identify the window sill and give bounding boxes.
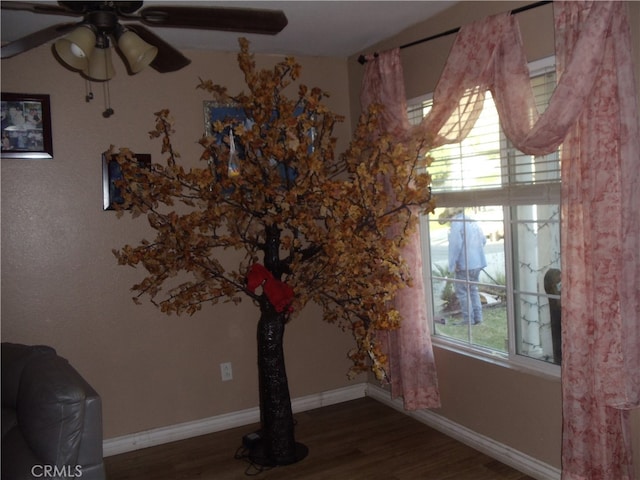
[431,336,561,382]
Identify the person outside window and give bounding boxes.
[442,208,487,325]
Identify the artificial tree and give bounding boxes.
[110,38,435,466]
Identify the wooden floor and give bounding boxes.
[105,397,536,480]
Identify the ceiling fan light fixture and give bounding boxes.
[83,36,115,81]
[116,28,158,74]
[54,24,96,71]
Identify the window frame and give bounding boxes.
[415,56,561,379]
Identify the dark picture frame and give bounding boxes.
[1,92,53,159]
[102,152,151,210]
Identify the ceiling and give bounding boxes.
[1,1,456,58]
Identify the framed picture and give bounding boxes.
[202,100,299,183]
[102,152,151,210]
[204,99,249,179]
[1,92,53,159]
[203,99,248,137]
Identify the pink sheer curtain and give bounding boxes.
[360,1,639,477]
[361,51,441,411]
[555,3,640,479]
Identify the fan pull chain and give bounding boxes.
[102,80,114,118]
[85,79,94,103]
[101,44,114,118]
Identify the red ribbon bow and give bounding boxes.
[246,263,294,313]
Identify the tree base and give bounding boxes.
[247,439,309,467]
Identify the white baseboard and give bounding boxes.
[365,384,561,480]
[103,383,367,457]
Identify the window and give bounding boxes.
[411,57,561,375]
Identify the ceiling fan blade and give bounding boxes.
[124,24,191,73]
[137,6,288,35]
[57,1,144,15]
[1,22,79,59]
[1,1,81,16]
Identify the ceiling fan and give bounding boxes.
[1,1,289,75]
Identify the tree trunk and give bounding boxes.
[254,302,306,465]
[249,224,307,466]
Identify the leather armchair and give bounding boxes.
[1,343,106,480]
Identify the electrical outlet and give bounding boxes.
[220,362,233,381]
